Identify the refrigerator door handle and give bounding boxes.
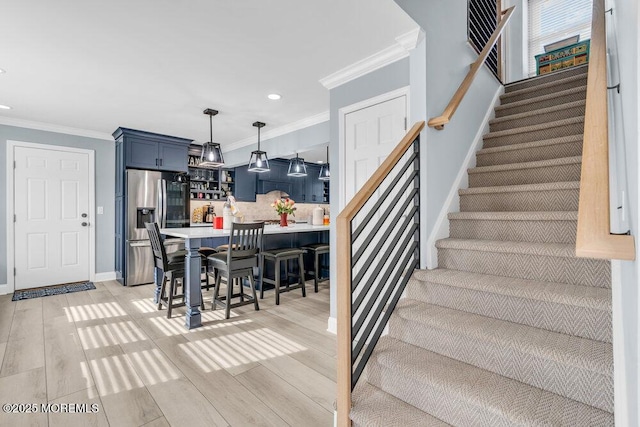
[162,179,167,228]
[157,179,164,228]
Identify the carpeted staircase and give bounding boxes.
[350,65,615,426]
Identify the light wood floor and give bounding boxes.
[0,279,336,427]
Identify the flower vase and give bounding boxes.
[279,213,288,227]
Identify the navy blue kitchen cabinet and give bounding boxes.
[305,164,324,203]
[113,128,191,172]
[233,165,257,202]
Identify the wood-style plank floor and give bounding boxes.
[0,280,335,427]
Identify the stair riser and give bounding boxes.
[490,104,585,132]
[495,89,586,118]
[437,247,611,288]
[460,188,579,212]
[505,67,588,93]
[476,140,582,166]
[483,122,584,148]
[367,360,515,427]
[469,162,581,187]
[405,280,612,342]
[389,316,613,412]
[367,357,613,427]
[501,76,587,103]
[449,219,577,243]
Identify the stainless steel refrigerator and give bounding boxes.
[125,169,190,286]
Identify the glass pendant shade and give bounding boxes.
[200,108,224,167]
[248,150,270,172]
[318,146,330,180]
[248,121,270,172]
[318,163,330,180]
[287,153,307,177]
[200,142,224,167]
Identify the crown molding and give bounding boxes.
[319,27,424,90]
[0,116,114,141]
[223,110,329,152]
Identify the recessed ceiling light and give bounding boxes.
[267,93,281,100]
[0,104,11,110]
[0,69,5,74]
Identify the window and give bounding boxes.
[528,0,593,75]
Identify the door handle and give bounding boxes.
[81,213,88,218]
[81,222,89,227]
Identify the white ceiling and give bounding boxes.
[0,0,417,146]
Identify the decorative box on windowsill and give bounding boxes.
[535,40,590,76]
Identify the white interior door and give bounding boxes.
[343,95,407,205]
[13,146,90,289]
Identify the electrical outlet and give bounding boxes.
[97,206,104,215]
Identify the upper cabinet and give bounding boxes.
[250,159,328,204]
[233,166,258,202]
[113,127,192,172]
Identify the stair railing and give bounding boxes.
[336,121,424,426]
[575,0,635,260]
[428,5,515,130]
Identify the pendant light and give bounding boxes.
[247,121,270,172]
[200,108,224,167]
[287,153,307,177]
[318,146,330,181]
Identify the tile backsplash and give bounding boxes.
[191,194,329,223]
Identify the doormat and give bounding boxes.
[12,281,96,301]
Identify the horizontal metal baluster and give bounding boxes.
[352,186,418,266]
[352,256,420,387]
[352,154,417,241]
[351,218,418,320]
[352,224,419,333]
[351,211,418,303]
[351,241,419,364]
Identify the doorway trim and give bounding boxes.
[337,86,410,211]
[5,140,96,294]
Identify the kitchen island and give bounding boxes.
[160,223,329,329]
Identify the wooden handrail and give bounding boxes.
[575,0,635,260]
[428,6,515,130]
[336,121,425,427]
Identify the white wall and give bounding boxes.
[608,0,640,425]
[503,0,529,83]
[395,0,502,246]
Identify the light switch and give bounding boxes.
[97,206,104,215]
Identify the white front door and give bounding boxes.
[343,95,407,206]
[13,146,90,289]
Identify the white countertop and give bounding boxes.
[161,223,330,238]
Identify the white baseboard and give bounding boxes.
[93,271,117,282]
[0,284,10,296]
[327,316,337,335]
[425,86,504,268]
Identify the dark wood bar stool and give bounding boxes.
[301,243,330,292]
[146,222,205,318]
[206,222,265,319]
[260,248,307,305]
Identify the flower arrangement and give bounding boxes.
[271,198,296,216]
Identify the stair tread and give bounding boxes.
[436,238,584,258]
[504,64,588,90]
[394,299,612,373]
[484,117,584,140]
[477,135,583,155]
[351,382,450,427]
[469,155,582,174]
[412,268,610,311]
[448,211,577,221]
[459,181,579,196]
[501,73,588,100]
[495,86,587,112]
[490,100,585,125]
[369,337,614,425]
